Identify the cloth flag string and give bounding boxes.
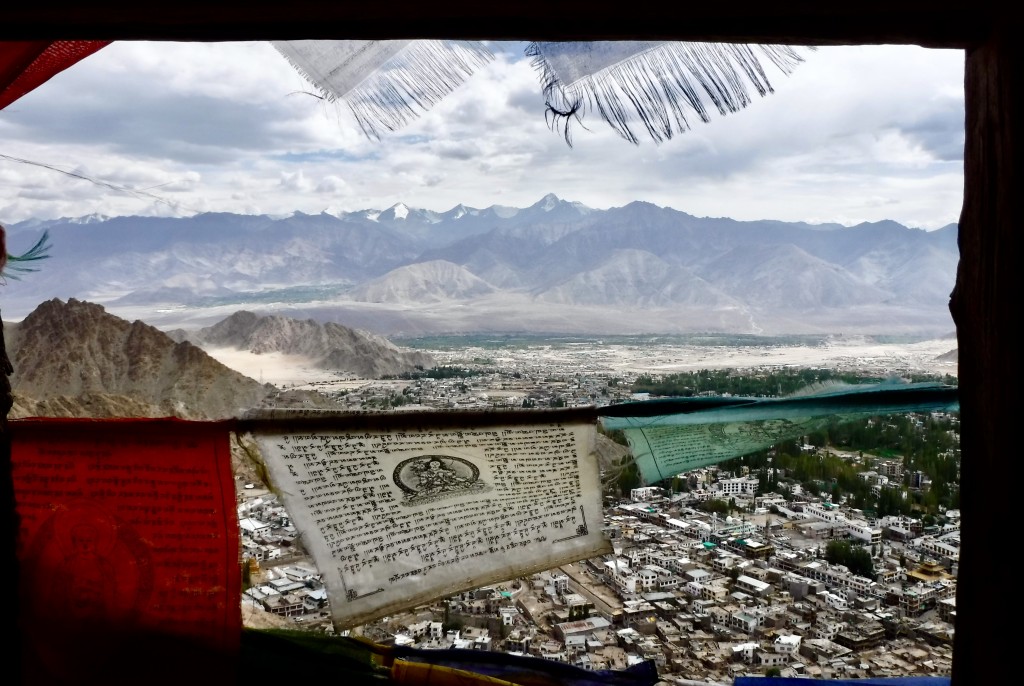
[270,40,812,145]
[6,385,956,678]
[598,379,959,485]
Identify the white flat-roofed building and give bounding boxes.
[554,616,613,640]
[821,591,848,610]
[637,567,659,591]
[733,641,758,662]
[665,518,704,541]
[407,620,430,638]
[668,556,695,575]
[735,574,772,597]
[917,537,960,563]
[630,486,662,501]
[684,568,712,583]
[730,610,763,632]
[500,607,518,626]
[238,517,272,537]
[804,502,846,523]
[711,552,741,573]
[756,650,791,668]
[775,634,802,654]
[550,573,570,594]
[847,519,882,544]
[799,559,880,596]
[715,476,759,496]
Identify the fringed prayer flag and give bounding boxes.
[272,39,494,139]
[527,41,810,145]
[270,40,809,145]
[599,380,959,484]
[240,408,610,629]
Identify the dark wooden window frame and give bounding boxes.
[1,4,1015,685]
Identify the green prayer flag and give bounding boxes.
[599,380,958,484]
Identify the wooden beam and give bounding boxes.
[950,23,1018,686]
[1,4,1016,686]
[0,2,994,47]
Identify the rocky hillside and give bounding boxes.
[174,310,434,378]
[4,298,284,419]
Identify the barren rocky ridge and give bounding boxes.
[4,299,430,419]
[168,310,434,379]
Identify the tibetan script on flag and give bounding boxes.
[10,418,240,684]
[244,408,610,629]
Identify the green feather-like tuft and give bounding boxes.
[3,229,52,279]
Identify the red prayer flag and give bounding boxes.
[10,418,240,684]
[0,40,110,110]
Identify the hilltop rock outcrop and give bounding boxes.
[179,310,434,378]
[6,298,275,419]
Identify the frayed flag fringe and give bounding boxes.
[528,42,811,146]
[274,39,494,140]
[347,40,494,139]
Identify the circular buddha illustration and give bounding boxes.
[393,455,491,506]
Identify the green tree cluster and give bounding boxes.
[825,540,875,578]
[616,457,641,496]
[696,499,731,516]
[391,366,485,380]
[630,367,945,397]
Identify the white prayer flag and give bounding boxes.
[245,409,610,629]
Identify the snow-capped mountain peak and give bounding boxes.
[537,193,560,211]
[389,203,409,220]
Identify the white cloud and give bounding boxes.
[278,170,314,192]
[0,41,964,229]
[315,175,350,194]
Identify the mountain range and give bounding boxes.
[2,195,958,337]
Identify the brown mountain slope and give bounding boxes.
[5,298,277,419]
[179,310,435,378]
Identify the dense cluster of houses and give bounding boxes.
[234,450,957,682]
[237,489,331,623]
[363,468,957,682]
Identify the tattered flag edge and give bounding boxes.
[273,39,494,140]
[527,41,812,145]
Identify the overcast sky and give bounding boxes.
[0,41,964,230]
